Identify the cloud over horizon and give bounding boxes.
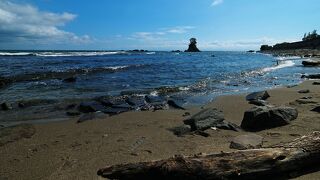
[0,0,91,48]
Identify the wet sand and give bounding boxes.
[0,80,320,179]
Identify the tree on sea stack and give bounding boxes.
[185,38,201,52]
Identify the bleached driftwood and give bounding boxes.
[98,131,320,180]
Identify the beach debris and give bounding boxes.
[241,106,298,131]
[298,89,310,93]
[230,134,263,150]
[1,102,12,111]
[184,108,240,132]
[246,91,270,101]
[98,131,320,180]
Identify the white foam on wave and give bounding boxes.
[35,51,121,57]
[0,52,33,56]
[179,87,190,91]
[146,52,156,55]
[262,60,295,72]
[106,66,129,70]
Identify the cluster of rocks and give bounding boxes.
[66,95,185,122]
[171,108,240,137]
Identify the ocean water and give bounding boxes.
[0,51,319,106]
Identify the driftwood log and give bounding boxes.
[98,131,320,180]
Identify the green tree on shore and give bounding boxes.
[302,30,320,41]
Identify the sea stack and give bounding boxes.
[185,38,200,52]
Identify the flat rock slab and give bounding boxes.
[246,91,270,101]
[241,106,298,131]
[184,108,225,131]
[230,134,263,150]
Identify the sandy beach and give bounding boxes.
[0,80,320,179]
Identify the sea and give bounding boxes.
[0,50,319,107]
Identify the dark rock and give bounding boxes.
[214,121,241,132]
[246,91,270,101]
[287,84,298,88]
[145,95,166,104]
[182,112,191,117]
[150,102,169,111]
[185,38,200,52]
[298,89,310,93]
[66,111,81,116]
[171,50,181,53]
[167,99,185,110]
[78,102,106,113]
[313,81,320,85]
[18,102,26,108]
[120,90,151,96]
[241,106,298,131]
[230,134,263,150]
[65,104,77,110]
[102,107,130,115]
[311,106,320,113]
[194,130,210,137]
[302,60,320,67]
[248,99,269,106]
[126,96,147,109]
[1,102,12,111]
[301,96,312,99]
[63,76,77,83]
[111,103,133,111]
[247,50,255,53]
[170,125,192,136]
[295,99,317,104]
[183,108,224,131]
[17,99,58,107]
[96,96,127,107]
[301,74,320,79]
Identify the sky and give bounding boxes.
[0,0,320,51]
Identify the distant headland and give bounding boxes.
[260,30,320,57]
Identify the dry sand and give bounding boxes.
[0,80,320,180]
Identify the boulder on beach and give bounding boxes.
[246,91,270,101]
[230,134,263,150]
[185,38,200,52]
[241,106,298,131]
[184,108,239,131]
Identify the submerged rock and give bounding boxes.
[230,134,263,150]
[241,106,298,131]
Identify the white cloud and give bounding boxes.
[211,0,224,6]
[165,26,195,34]
[0,0,91,48]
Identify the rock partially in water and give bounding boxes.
[1,102,12,111]
[63,76,77,83]
[78,101,107,113]
[241,106,298,131]
[302,60,320,67]
[167,99,186,110]
[126,96,149,110]
[185,38,200,52]
[230,134,263,150]
[301,74,320,79]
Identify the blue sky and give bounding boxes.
[0,0,319,50]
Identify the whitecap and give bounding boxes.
[262,60,295,72]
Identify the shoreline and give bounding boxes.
[1,80,320,179]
